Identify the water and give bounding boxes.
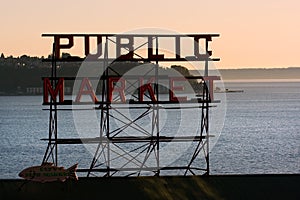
[211,81,300,174]
[0,81,300,178]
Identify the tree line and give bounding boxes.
[0,55,201,95]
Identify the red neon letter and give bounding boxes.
[75,78,99,103]
[54,35,74,58]
[139,77,156,102]
[169,77,187,102]
[108,77,126,103]
[43,78,64,103]
[203,76,221,101]
[116,36,134,60]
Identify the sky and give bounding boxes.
[1,0,300,69]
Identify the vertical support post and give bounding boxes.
[105,37,110,177]
[155,36,160,176]
[205,53,209,176]
[42,42,58,166]
[87,36,110,177]
[204,37,210,175]
[205,79,210,175]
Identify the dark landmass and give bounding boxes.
[1,175,300,200]
[0,55,198,95]
[1,54,300,95]
[218,68,300,80]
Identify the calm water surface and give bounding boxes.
[0,81,300,178]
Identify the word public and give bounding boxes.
[42,33,219,61]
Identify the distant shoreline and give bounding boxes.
[0,78,299,96]
[218,68,300,80]
[1,55,300,95]
[222,78,300,82]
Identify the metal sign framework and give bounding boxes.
[41,34,219,177]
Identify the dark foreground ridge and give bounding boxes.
[1,174,300,200]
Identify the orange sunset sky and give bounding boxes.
[1,0,300,69]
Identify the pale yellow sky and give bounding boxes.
[1,0,300,68]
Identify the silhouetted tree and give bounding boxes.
[171,65,190,76]
[62,52,71,59]
[170,65,202,92]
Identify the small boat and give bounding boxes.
[214,87,244,93]
[223,88,244,93]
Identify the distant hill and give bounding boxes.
[1,55,300,95]
[191,68,300,80]
[218,68,300,80]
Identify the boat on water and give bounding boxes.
[223,88,244,93]
[195,88,244,97]
[214,87,244,93]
